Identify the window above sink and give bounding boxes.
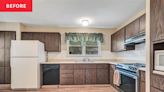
[65,33,103,57]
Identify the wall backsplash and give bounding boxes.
[48,50,116,61]
[113,43,146,63]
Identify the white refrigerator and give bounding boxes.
[10,40,46,90]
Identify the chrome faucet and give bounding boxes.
[83,57,90,62]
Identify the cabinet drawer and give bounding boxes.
[61,74,73,78]
[60,70,73,74]
[60,64,74,70]
[96,64,108,69]
[74,64,86,69]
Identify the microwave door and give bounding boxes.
[155,51,164,71]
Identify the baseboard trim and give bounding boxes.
[0,84,11,90]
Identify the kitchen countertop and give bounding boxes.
[138,67,146,71]
[40,59,145,65]
[40,61,119,65]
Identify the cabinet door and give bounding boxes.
[140,82,145,92]
[140,14,146,33]
[4,49,10,67]
[32,33,45,43]
[96,69,108,84]
[0,32,5,67]
[86,69,96,84]
[4,32,16,67]
[74,69,85,84]
[111,28,126,52]
[21,32,33,40]
[117,28,126,51]
[5,32,16,49]
[0,67,5,84]
[45,33,61,52]
[126,19,140,39]
[111,32,118,52]
[60,70,74,85]
[4,67,11,84]
[109,64,115,85]
[151,0,164,42]
[0,49,4,67]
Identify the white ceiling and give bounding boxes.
[0,0,145,28]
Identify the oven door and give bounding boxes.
[118,69,138,92]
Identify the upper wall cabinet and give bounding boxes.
[126,14,146,39]
[151,0,164,42]
[111,28,135,52]
[139,14,146,33]
[21,32,61,52]
[126,18,140,39]
[111,14,145,52]
[111,28,126,52]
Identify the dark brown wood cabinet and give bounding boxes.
[45,33,61,52]
[86,69,96,84]
[74,69,86,85]
[111,28,126,52]
[60,64,109,85]
[109,64,115,86]
[60,64,74,85]
[21,32,33,40]
[139,14,146,33]
[139,70,145,92]
[150,0,164,92]
[111,28,135,52]
[151,0,164,42]
[0,67,5,84]
[96,69,108,84]
[126,19,140,39]
[0,31,16,84]
[21,32,61,52]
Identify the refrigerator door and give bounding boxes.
[11,58,41,89]
[11,40,45,58]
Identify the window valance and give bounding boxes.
[65,33,104,43]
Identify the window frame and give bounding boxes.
[67,40,101,57]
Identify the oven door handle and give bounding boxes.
[119,70,137,79]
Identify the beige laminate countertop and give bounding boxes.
[40,59,145,65]
[138,67,146,71]
[40,61,120,65]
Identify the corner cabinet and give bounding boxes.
[21,32,61,52]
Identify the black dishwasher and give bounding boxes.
[42,64,60,85]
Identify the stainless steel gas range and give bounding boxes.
[116,63,145,92]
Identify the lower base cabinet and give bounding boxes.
[60,64,109,85]
[74,70,86,85]
[96,69,108,84]
[0,67,4,84]
[86,69,97,84]
[139,70,145,92]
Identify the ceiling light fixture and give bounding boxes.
[81,20,89,27]
[79,18,92,27]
